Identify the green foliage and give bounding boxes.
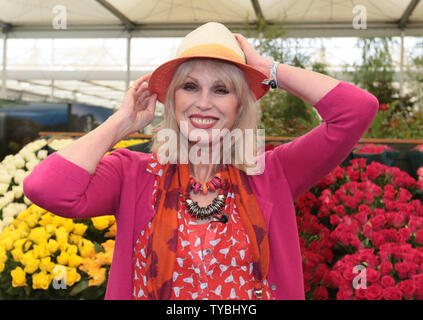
[246,21,322,137]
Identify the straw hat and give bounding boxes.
[148,22,270,103]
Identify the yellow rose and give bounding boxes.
[32,243,50,259]
[68,254,83,268]
[47,239,59,254]
[78,239,95,258]
[11,267,27,287]
[61,219,75,233]
[91,216,112,231]
[65,267,81,287]
[11,247,24,262]
[25,214,39,228]
[104,223,117,238]
[0,236,14,251]
[69,234,82,245]
[0,261,4,273]
[56,251,69,266]
[28,227,49,245]
[0,245,7,263]
[66,244,78,255]
[72,223,88,236]
[38,213,54,226]
[55,227,69,245]
[32,271,51,290]
[23,257,40,274]
[88,268,106,287]
[39,257,55,273]
[45,224,57,235]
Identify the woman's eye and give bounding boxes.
[183,83,196,91]
[216,87,229,94]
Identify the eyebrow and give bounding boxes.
[185,75,226,86]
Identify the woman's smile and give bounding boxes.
[174,62,239,144]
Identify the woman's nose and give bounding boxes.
[196,91,212,110]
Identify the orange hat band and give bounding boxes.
[178,43,245,65]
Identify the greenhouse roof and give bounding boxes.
[0,0,422,38]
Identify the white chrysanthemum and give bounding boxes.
[12,185,23,199]
[13,154,25,169]
[14,169,28,185]
[0,173,12,185]
[24,195,32,205]
[37,149,48,160]
[0,183,9,195]
[25,159,40,172]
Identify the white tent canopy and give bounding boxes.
[0,0,422,108]
[1,0,423,38]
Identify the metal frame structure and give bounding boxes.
[0,0,422,106]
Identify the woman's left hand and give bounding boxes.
[233,33,273,76]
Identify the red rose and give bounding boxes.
[313,286,328,300]
[367,268,381,284]
[413,274,423,290]
[381,275,395,288]
[380,261,393,275]
[354,288,367,300]
[395,262,410,279]
[330,214,342,226]
[397,280,416,299]
[364,284,383,300]
[370,232,385,248]
[383,287,402,300]
[399,228,411,243]
[416,288,423,300]
[415,229,423,245]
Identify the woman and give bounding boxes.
[23,22,378,300]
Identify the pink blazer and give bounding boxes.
[23,81,378,299]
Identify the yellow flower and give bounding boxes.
[55,227,69,245]
[68,254,82,268]
[22,256,40,274]
[56,251,69,266]
[72,223,88,236]
[38,212,54,226]
[78,239,95,258]
[47,239,59,254]
[28,227,49,245]
[11,247,24,262]
[66,244,78,255]
[0,261,4,273]
[69,234,82,245]
[32,271,51,290]
[11,267,27,287]
[32,243,50,259]
[61,219,75,233]
[44,224,57,235]
[104,222,117,238]
[88,268,106,287]
[65,267,81,287]
[0,235,14,251]
[91,216,112,231]
[0,245,7,263]
[39,257,55,273]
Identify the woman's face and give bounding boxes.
[174,62,239,145]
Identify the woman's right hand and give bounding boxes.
[116,74,157,134]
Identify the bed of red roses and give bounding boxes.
[295,158,423,300]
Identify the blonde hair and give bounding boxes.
[150,58,263,173]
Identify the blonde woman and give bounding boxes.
[24,22,378,300]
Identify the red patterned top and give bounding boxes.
[132,154,274,300]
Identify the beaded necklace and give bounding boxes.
[183,173,226,220]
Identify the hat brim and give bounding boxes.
[148,56,270,104]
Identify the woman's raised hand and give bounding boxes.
[233,33,273,77]
[116,74,157,134]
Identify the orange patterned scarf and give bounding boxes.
[144,156,269,299]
